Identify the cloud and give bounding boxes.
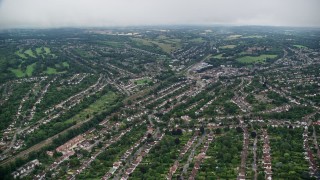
[0,0,319,28]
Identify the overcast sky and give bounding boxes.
[0,0,319,29]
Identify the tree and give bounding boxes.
[53,151,63,158]
[200,126,205,135]
[69,158,80,168]
[251,131,257,138]
[172,128,183,135]
[236,127,243,133]
[174,138,180,145]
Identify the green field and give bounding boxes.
[15,47,55,59]
[131,37,180,53]
[98,41,124,48]
[135,78,152,85]
[213,54,225,59]
[220,45,236,49]
[74,49,94,58]
[55,62,69,68]
[242,35,264,38]
[237,54,277,63]
[44,67,67,75]
[226,34,242,40]
[66,91,118,123]
[293,45,307,49]
[153,41,175,53]
[24,49,37,58]
[239,51,249,55]
[44,47,51,54]
[190,37,205,43]
[10,68,25,78]
[10,63,36,77]
[15,50,27,59]
[36,47,43,55]
[26,63,36,76]
[44,67,58,74]
[62,62,69,67]
[131,38,153,46]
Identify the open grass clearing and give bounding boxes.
[131,37,180,53]
[226,34,242,40]
[74,49,94,58]
[10,68,25,78]
[220,45,236,49]
[9,63,36,77]
[45,67,57,74]
[26,63,36,76]
[15,50,27,59]
[152,41,176,53]
[293,44,307,49]
[190,37,205,43]
[135,78,152,85]
[66,91,118,124]
[213,54,225,59]
[44,47,51,54]
[62,62,69,68]
[237,54,277,64]
[242,35,264,38]
[36,47,43,55]
[24,49,37,58]
[131,38,153,46]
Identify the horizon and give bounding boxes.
[1,24,320,31]
[0,0,319,29]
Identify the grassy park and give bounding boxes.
[237,54,277,64]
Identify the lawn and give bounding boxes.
[67,91,118,124]
[131,38,153,46]
[220,45,236,49]
[131,37,179,53]
[226,34,242,40]
[153,41,175,53]
[36,47,43,55]
[24,49,37,58]
[45,67,58,74]
[44,47,51,54]
[135,78,152,85]
[213,54,225,59]
[15,50,27,59]
[242,35,264,38]
[16,47,55,60]
[98,41,124,48]
[74,49,94,58]
[26,63,36,76]
[239,51,249,55]
[62,62,69,68]
[293,45,307,49]
[190,37,205,43]
[10,63,36,77]
[10,68,25,78]
[237,54,277,64]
